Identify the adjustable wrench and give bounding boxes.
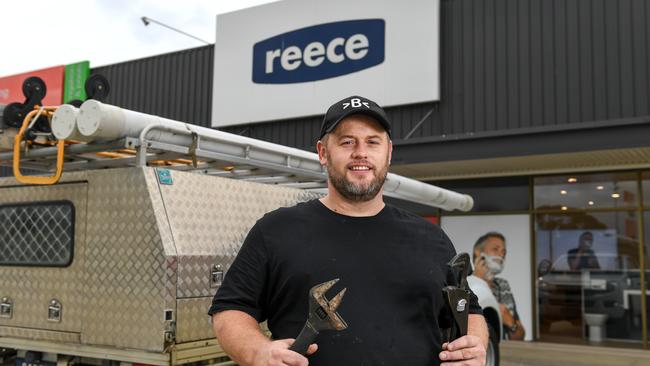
[289,279,348,355]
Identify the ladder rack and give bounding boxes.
[0,102,473,211]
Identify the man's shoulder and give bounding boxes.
[494,277,511,289]
[257,199,318,225]
[386,204,437,226]
[385,204,445,237]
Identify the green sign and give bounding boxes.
[63,61,90,103]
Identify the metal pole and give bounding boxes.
[141,16,211,45]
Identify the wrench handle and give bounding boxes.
[289,322,319,355]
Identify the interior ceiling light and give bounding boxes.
[561,206,568,211]
[588,201,594,206]
[568,177,577,183]
[560,190,568,195]
[611,193,621,199]
[596,185,605,190]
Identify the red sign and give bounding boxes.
[0,66,65,106]
[423,215,439,225]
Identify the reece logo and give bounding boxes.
[252,19,385,84]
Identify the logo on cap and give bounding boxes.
[342,98,370,110]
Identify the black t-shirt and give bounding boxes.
[209,199,482,366]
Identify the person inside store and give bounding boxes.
[208,96,488,366]
[473,231,526,340]
[567,231,600,270]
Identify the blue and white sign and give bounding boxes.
[252,19,385,84]
[213,0,440,127]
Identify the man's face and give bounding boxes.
[317,115,392,202]
[579,233,593,249]
[482,237,506,259]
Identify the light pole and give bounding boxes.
[141,16,211,45]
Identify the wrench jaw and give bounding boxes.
[308,279,348,331]
[290,279,349,355]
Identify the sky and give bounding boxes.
[0,0,277,77]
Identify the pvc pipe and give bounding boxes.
[75,100,473,211]
[51,105,92,141]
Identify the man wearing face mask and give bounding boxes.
[567,231,600,270]
[472,232,525,340]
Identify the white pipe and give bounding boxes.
[383,174,474,212]
[75,100,473,211]
[52,105,93,141]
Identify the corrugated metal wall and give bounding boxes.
[92,45,213,127]
[83,0,649,153]
[221,0,650,150]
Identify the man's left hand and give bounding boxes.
[439,335,486,366]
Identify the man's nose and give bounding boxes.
[351,143,368,158]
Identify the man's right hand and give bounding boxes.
[473,256,489,279]
[253,339,318,366]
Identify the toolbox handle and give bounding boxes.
[13,107,65,185]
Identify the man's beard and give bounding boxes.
[326,155,389,202]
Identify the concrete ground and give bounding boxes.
[501,340,650,366]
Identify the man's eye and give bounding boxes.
[341,140,354,145]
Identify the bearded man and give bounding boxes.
[209,96,488,366]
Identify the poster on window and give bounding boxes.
[441,214,532,341]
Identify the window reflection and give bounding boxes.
[536,211,642,346]
[535,172,637,210]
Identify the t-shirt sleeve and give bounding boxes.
[207,223,268,321]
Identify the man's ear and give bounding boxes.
[317,140,327,166]
[388,139,393,165]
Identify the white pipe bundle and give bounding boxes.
[51,105,93,142]
[52,100,473,211]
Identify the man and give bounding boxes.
[209,96,488,366]
[472,232,525,340]
[567,231,600,270]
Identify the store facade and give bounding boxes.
[3,0,648,353]
[98,0,650,350]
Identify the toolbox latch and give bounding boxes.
[211,264,224,288]
[47,299,62,322]
[0,297,12,319]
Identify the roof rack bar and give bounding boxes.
[45,101,475,210]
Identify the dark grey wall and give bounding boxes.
[223,0,650,153]
[88,0,650,158]
[92,45,213,128]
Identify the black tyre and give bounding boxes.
[22,76,47,101]
[486,323,500,366]
[85,74,110,101]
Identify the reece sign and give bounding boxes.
[252,19,385,84]
[213,0,440,127]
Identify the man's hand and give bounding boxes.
[499,303,515,328]
[473,256,489,280]
[252,339,318,366]
[439,335,486,366]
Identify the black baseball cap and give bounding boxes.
[319,95,392,139]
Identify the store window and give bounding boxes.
[535,172,638,210]
[534,171,644,347]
